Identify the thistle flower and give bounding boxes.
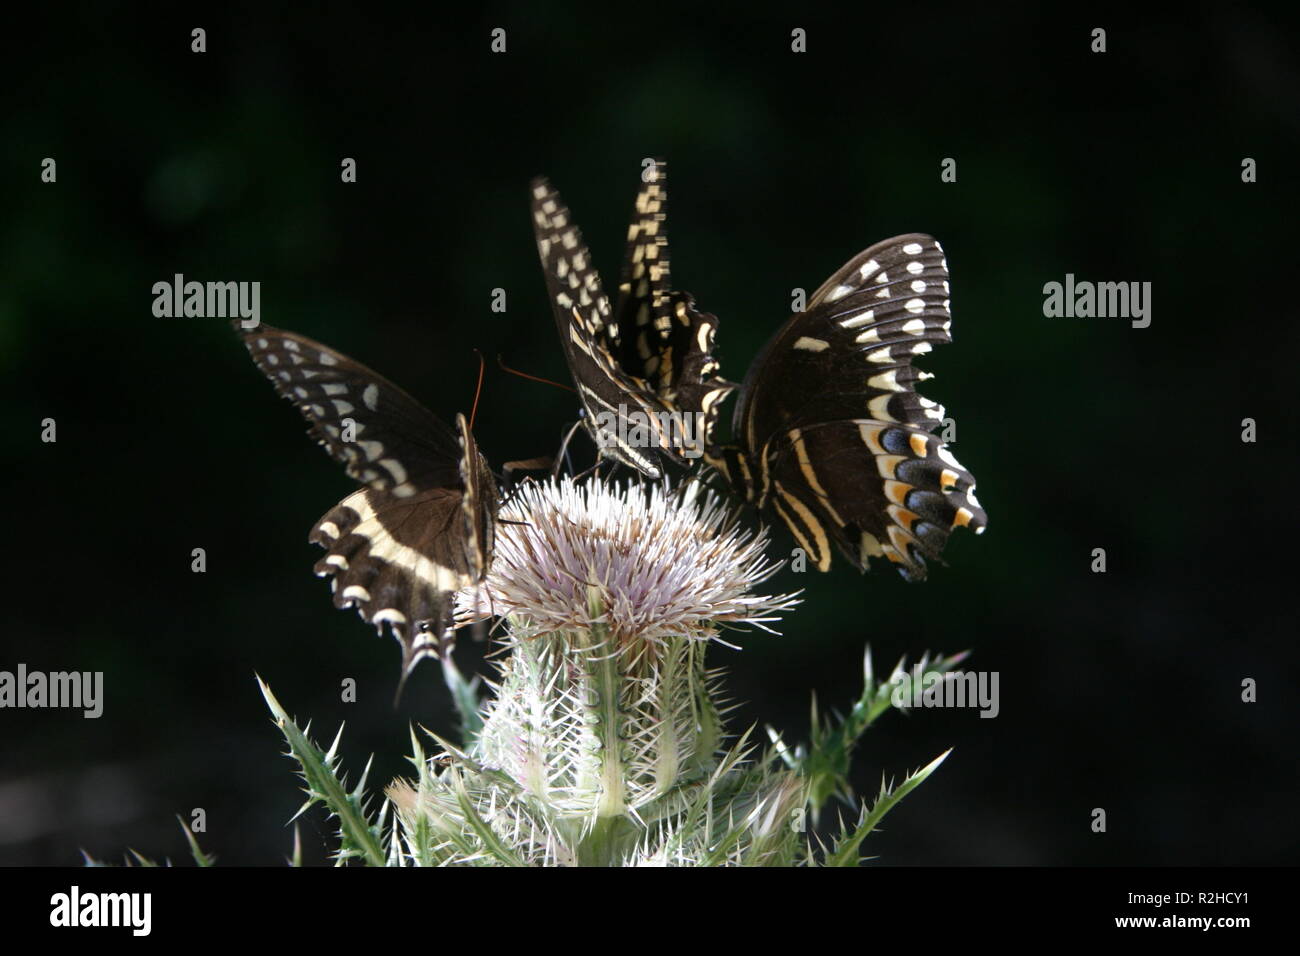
[467,476,799,645]
[390,476,798,863]
[471,477,794,807]
[260,475,956,866]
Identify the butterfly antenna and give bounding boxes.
[551,419,585,478]
[498,354,576,393]
[469,349,488,430]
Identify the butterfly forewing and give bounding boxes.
[611,161,673,381]
[240,325,462,494]
[736,235,951,449]
[531,176,677,477]
[610,163,733,448]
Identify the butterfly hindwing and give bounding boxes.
[763,420,983,578]
[309,484,470,674]
[661,290,733,453]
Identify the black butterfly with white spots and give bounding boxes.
[531,161,732,478]
[706,235,987,580]
[237,323,497,683]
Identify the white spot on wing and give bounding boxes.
[868,370,903,391]
[868,394,896,421]
[793,336,830,352]
[379,458,408,485]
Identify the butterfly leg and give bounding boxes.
[501,456,553,493]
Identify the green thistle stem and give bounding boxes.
[590,629,627,821]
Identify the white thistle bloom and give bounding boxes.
[267,478,956,866]
[465,476,800,647]
[397,475,806,854]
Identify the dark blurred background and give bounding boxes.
[2,2,1297,865]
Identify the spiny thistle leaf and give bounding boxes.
[795,648,968,814]
[824,749,952,867]
[448,770,528,867]
[400,728,435,867]
[258,675,385,867]
[176,815,215,867]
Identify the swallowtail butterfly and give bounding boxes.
[706,235,987,580]
[237,324,498,681]
[531,162,732,477]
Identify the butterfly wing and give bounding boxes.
[610,160,735,451]
[723,235,986,578]
[240,324,462,492]
[239,325,495,679]
[658,290,734,457]
[611,160,674,380]
[531,176,680,477]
